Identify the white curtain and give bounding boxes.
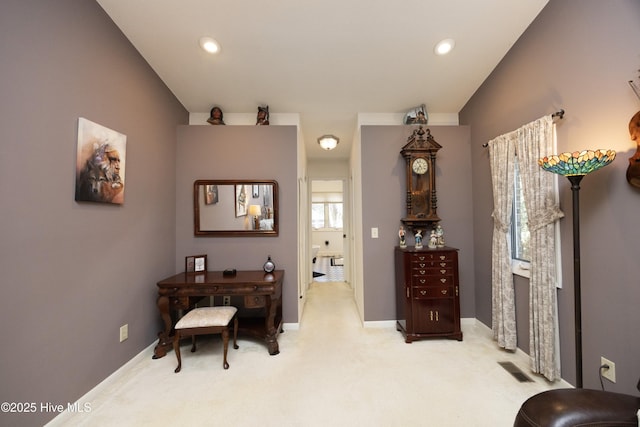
[487,115,564,380]
[515,116,564,381]
[488,133,517,350]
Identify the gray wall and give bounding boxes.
[175,125,299,322]
[0,1,187,425]
[360,125,475,321]
[460,0,640,392]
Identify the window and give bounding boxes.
[512,162,530,260]
[511,161,562,284]
[511,162,531,278]
[312,202,343,229]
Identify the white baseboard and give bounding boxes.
[363,320,396,328]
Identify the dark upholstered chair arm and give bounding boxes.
[514,388,640,427]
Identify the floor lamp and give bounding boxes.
[539,149,616,388]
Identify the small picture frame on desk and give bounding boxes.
[186,254,207,274]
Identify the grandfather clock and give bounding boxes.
[400,126,442,231]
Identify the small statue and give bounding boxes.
[428,229,438,248]
[414,230,423,249]
[256,105,270,125]
[435,224,445,247]
[207,106,225,125]
[626,110,640,188]
[398,226,406,248]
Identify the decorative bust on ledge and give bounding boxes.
[256,105,270,125]
[207,106,225,125]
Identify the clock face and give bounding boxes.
[412,158,428,175]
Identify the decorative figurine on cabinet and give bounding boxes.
[399,226,407,248]
[207,106,225,125]
[414,230,423,249]
[256,105,270,125]
[435,224,445,247]
[428,229,438,248]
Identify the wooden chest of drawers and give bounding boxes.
[395,246,463,342]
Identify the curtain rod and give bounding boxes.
[482,109,564,148]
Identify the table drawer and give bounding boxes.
[169,297,189,310]
[245,295,266,308]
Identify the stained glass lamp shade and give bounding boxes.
[538,148,615,388]
[538,149,616,176]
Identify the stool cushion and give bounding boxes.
[175,306,238,329]
[514,388,640,427]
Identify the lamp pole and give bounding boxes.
[568,174,584,388]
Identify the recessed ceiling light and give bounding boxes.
[434,38,455,55]
[199,36,220,54]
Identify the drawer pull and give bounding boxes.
[419,263,426,268]
[418,256,425,261]
[419,270,426,275]
[440,278,447,283]
[419,279,426,284]
[406,287,410,298]
[420,290,427,296]
[440,263,447,267]
[440,269,446,274]
[441,289,447,295]
[439,256,446,260]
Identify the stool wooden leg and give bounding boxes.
[190,335,197,352]
[173,332,182,373]
[222,328,230,369]
[233,316,239,350]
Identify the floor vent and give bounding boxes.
[498,361,534,383]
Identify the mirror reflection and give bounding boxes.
[194,180,278,236]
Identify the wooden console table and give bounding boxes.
[153,270,284,359]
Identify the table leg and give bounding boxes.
[152,295,172,359]
[265,296,282,355]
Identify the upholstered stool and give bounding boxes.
[173,306,239,373]
[514,388,640,427]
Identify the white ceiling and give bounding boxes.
[97,0,548,159]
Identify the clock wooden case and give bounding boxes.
[400,126,442,231]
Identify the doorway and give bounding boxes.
[310,179,348,284]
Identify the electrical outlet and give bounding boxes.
[601,356,616,383]
[119,324,128,342]
[371,227,379,238]
[223,296,231,306]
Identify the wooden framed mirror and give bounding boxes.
[194,180,278,236]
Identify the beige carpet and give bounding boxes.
[49,281,568,427]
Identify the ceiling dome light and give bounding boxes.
[199,36,220,54]
[434,38,455,55]
[317,135,339,151]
